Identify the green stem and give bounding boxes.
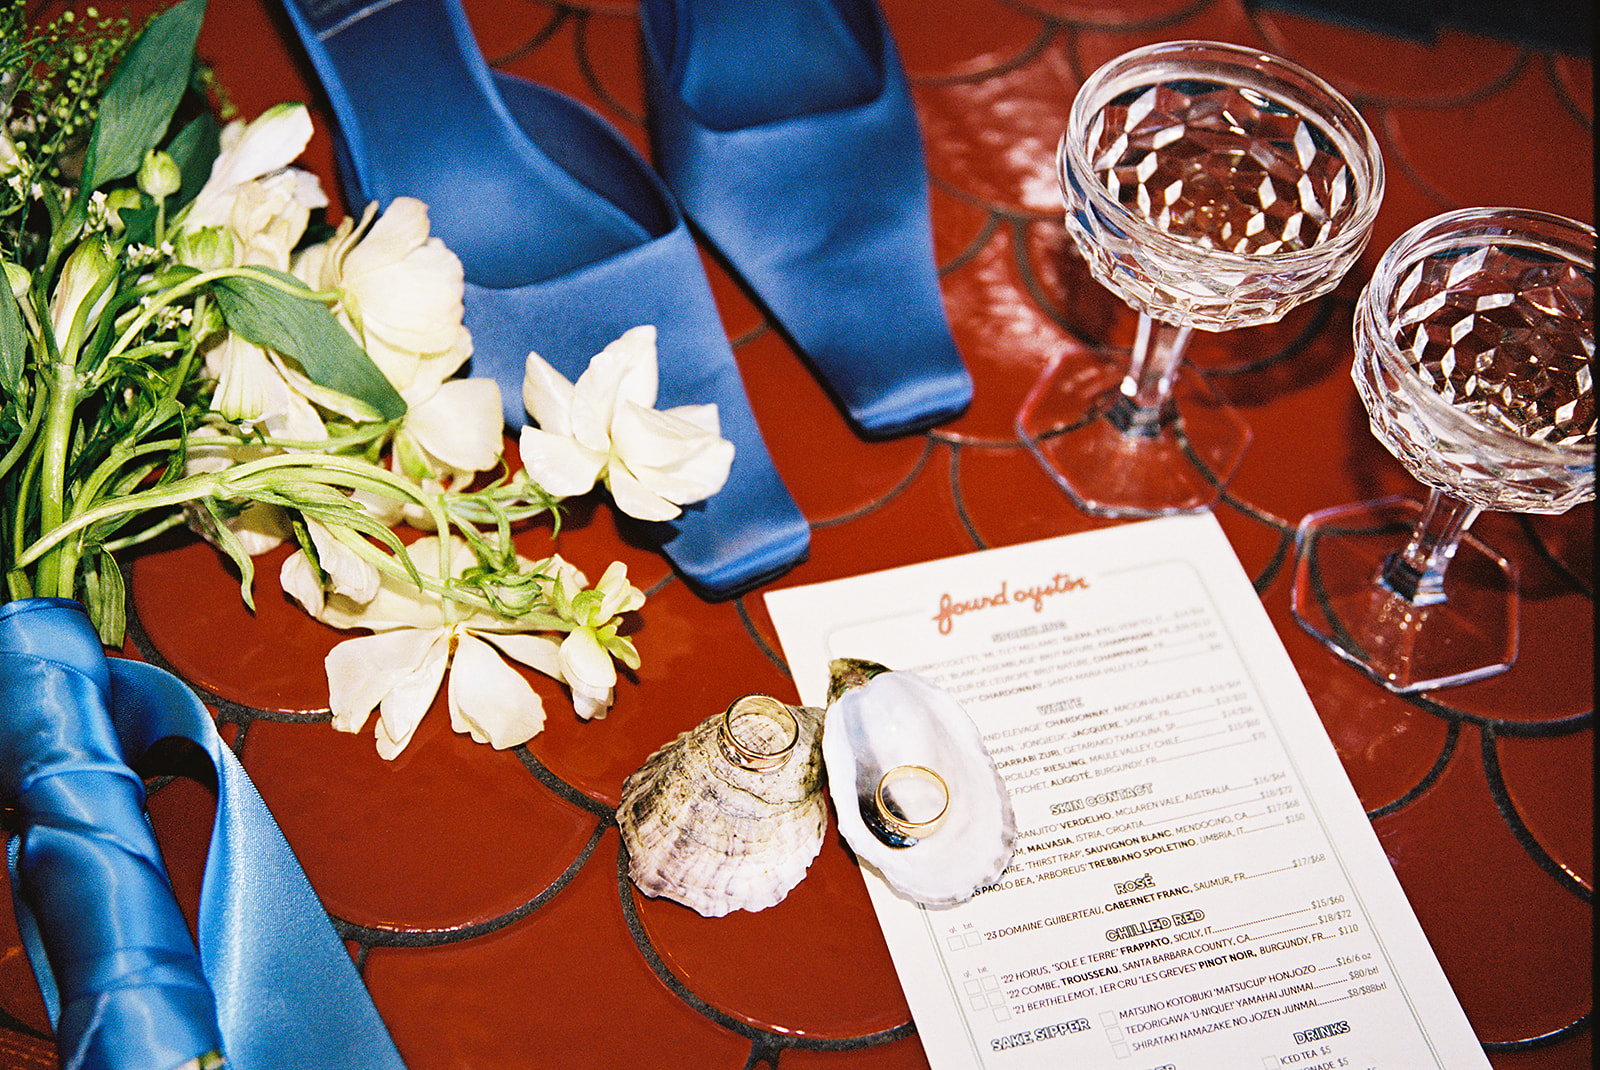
[35,337,80,597]
[0,385,48,482]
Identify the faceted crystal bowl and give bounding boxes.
[1058,40,1385,332]
[1354,207,1595,514]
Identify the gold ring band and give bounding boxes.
[874,764,949,838]
[718,695,800,771]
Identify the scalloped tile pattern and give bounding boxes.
[2,1,1590,1067]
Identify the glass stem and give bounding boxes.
[1108,313,1192,437]
[1379,488,1482,607]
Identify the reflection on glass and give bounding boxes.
[1292,206,1595,692]
[1018,40,1385,517]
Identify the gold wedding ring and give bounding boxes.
[874,764,950,838]
[718,695,801,771]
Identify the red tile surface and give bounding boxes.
[0,0,1590,1067]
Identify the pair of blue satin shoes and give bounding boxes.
[278,0,972,599]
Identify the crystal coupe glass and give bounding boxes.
[1292,207,1594,692]
[1018,41,1385,516]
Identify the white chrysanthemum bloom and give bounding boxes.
[519,326,734,521]
[183,103,328,233]
[300,536,641,759]
[292,197,470,393]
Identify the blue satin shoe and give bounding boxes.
[278,0,809,598]
[638,0,973,439]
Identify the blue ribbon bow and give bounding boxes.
[1,598,406,1070]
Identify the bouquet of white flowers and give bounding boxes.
[0,0,705,758]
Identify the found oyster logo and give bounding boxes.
[932,572,1089,634]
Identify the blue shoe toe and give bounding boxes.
[640,0,974,439]
[278,0,809,598]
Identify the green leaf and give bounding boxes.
[81,0,208,193]
[117,201,160,247]
[167,110,221,207]
[85,549,128,647]
[0,285,25,395]
[194,498,258,612]
[211,268,407,422]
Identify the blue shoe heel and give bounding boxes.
[277,0,809,598]
[639,0,973,439]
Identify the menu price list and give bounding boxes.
[765,515,1491,1070]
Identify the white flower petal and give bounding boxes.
[593,561,646,618]
[280,549,326,616]
[559,628,617,693]
[580,325,659,411]
[325,628,444,736]
[227,173,309,270]
[516,425,607,499]
[609,399,734,506]
[480,632,565,681]
[308,520,380,604]
[660,401,721,437]
[226,502,295,556]
[342,198,466,360]
[569,678,615,721]
[186,104,316,229]
[316,536,454,631]
[206,332,287,425]
[603,462,682,521]
[447,634,546,748]
[403,378,503,475]
[521,351,578,436]
[374,633,451,759]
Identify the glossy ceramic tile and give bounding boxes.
[0,0,1591,1067]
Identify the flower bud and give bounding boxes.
[2,260,28,301]
[48,239,116,352]
[0,130,22,175]
[104,188,143,232]
[175,226,235,270]
[138,149,182,200]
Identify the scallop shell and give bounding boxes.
[617,696,826,917]
[822,658,1015,906]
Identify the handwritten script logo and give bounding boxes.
[933,572,1089,634]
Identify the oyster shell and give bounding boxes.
[822,658,1015,906]
[617,695,826,917]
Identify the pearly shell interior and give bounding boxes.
[822,663,1015,906]
[617,695,826,917]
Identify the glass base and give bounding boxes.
[1016,348,1251,518]
[1291,497,1519,692]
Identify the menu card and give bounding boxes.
[764,515,1489,1070]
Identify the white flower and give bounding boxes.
[181,432,298,555]
[221,171,314,270]
[183,103,327,232]
[203,330,329,439]
[279,520,381,617]
[519,326,734,521]
[303,536,641,759]
[537,556,645,720]
[365,377,504,529]
[292,197,470,394]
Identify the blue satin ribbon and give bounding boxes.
[1,598,406,1070]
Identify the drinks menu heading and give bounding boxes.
[765,515,1489,1070]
